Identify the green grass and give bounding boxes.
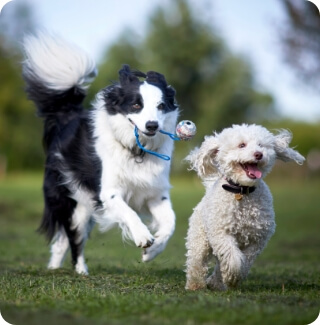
[0,173,319,325]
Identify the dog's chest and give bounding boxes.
[97,146,172,211]
[225,194,274,246]
[205,183,275,247]
[228,202,265,245]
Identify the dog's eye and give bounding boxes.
[157,103,165,110]
[132,103,141,110]
[239,143,246,148]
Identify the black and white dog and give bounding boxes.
[22,33,179,274]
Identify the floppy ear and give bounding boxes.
[274,129,305,165]
[146,71,168,87]
[186,135,220,179]
[118,64,144,87]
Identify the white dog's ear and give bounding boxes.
[185,135,219,178]
[274,129,305,165]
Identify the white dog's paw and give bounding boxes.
[48,263,60,270]
[75,261,89,275]
[74,256,89,275]
[132,226,155,249]
[142,238,167,262]
[48,255,65,270]
[221,252,245,287]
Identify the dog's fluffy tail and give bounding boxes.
[22,32,97,118]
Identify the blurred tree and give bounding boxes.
[280,0,320,90]
[89,0,275,170]
[0,2,44,171]
[86,30,142,106]
[0,1,35,51]
[263,119,320,157]
[3,0,303,173]
[0,39,44,171]
[90,0,275,137]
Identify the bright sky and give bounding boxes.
[2,0,320,122]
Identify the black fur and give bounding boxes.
[38,112,102,239]
[23,67,102,269]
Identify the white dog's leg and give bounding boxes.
[241,246,259,281]
[185,211,211,290]
[210,235,245,288]
[241,236,271,279]
[70,204,95,275]
[47,204,92,273]
[142,195,176,262]
[48,228,69,270]
[206,260,227,291]
[96,194,154,249]
[49,203,93,275]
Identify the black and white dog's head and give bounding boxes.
[103,65,179,137]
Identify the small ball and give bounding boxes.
[175,120,196,141]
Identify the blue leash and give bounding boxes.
[134,126,180,161]
[159,129,180,141]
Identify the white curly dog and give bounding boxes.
[185,124,305,291]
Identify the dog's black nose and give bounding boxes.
[146,121,159,132]
[254,151,263,160]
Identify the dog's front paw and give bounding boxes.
[142,236,168,262]
[132,226,155,249]
[220,253,245,287]
[185,282,207,291]
[139,237,155,249]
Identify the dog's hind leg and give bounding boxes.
[64,203,93,275]
[185,211,211,290]
[42,183,77,271]
[48,227,69,270]
[47,197,92,275]
[206,260,227,291]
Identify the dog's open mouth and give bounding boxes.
[240,163,262,179]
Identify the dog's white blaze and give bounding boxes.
[139,82,163,110]
[127,82,164,132]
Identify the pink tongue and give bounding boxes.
[247,164,262,179]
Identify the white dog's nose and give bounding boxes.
[254,151,263,160]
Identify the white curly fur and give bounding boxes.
[185,124,305,291]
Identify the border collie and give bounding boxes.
[22,33,179,274]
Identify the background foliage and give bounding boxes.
[0,0,319,173]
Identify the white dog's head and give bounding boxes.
[187,124,305,186]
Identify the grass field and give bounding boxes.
[0,172,319,325]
